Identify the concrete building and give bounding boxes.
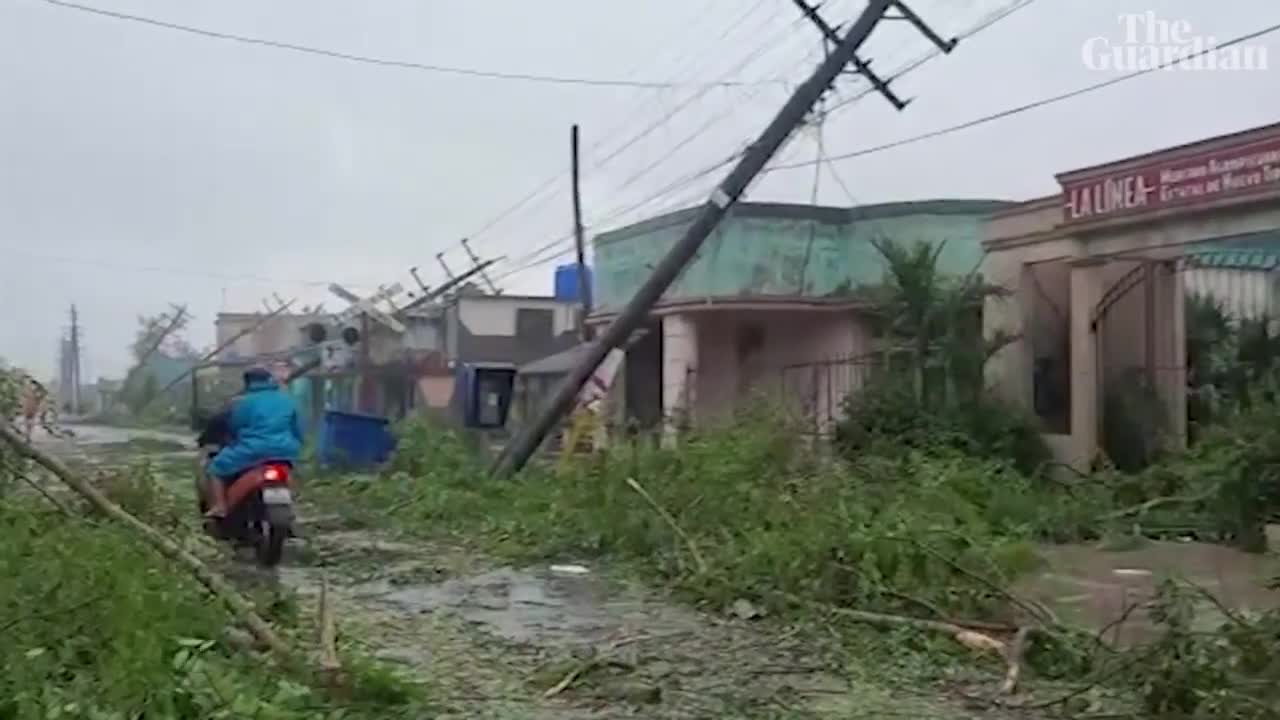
[214,290,579,424]
[214,312,317,361]
[403,291,580,419]
[588,199,1011,435]
[983,121,1280,469]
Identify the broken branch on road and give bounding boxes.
[0,421,297,663]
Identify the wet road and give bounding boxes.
[30,423,191,448]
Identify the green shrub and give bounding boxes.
[1132,580,1280,720]
[835,378,1052,476]
[314,415,1076,623]
[0,500,425,719]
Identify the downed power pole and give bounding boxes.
[494,0,955,477]
[147,299,297,403]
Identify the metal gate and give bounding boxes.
[1091,249,1280,465]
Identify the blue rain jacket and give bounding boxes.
[207,377,304,480]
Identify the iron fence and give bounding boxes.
[775,353,880,436]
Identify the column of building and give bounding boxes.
[661,314,698,445]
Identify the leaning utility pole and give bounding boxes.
[149,299,297,403]
[436,253,458,283]
[399,258,503,312]
[461,238,501,295]
[120,304,188,398]
[493,0,954,477]
[571,124,593,340]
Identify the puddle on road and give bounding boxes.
[350,567,701,647]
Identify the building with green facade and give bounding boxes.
[587,199,1012,434]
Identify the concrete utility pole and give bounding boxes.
[121,304,188,396]
[399,258,503,312]
[68,304,81,414]
[571,124,593,341]
[461,238,501,295]
[494,0,953,477]
[793,0,910,110]
[409,266,430,295]
[149,299,297,405]
[436,253,458,283]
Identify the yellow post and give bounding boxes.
[557,407,596,476]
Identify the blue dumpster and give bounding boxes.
[317,410,395,467]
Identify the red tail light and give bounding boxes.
[262,464,291,484]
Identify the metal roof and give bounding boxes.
[518,344,590,376]
[1187,228,1280,270]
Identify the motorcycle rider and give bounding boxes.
[203,365,304,518]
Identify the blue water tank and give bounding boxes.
[317,410,395,468]
[554,264,592,302]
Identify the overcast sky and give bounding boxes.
[2,0,1278,380]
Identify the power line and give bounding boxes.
[0,245,379,289]
[819,0,1040,117]
[769,19,1280,172]
[489,153,741,283]
[486,0,1051,285]
[468,0,987,271]
[485,0,947,283]
[453,1,800,253]
[39,0,783,90]
[443,3,764,246]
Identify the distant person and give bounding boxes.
[203,366,304,518]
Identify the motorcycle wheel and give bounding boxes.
[194,473,208,515]
[256,505,293,567]
[257,525,287,567]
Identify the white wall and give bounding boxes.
[1184,267,1279,320]
[456,297,578,336]
[214,314,312,360]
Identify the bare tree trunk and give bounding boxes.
[0,422,295,662]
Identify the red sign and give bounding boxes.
[1061,133,1280,224]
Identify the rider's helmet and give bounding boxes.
[242,365,273,388]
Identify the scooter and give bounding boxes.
[194,421,297,568]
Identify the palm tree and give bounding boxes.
[867,236,1013,403]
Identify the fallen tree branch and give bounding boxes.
[543,659,595,699]
[779,592,1039,696]
[625,476,708,575]
[317,573,343,682]
[1092,598,1147,653]
[0,421,295,662]
[1103,485,1221,521]
[885,535,1059,627]
[998,626,1033,695]
[18,472,76,517]
[0,585,107,635]
[542,655,636,699]
[832,559,1017,633]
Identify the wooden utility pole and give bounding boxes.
[493,0,954,477]
[571,124,593,340]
